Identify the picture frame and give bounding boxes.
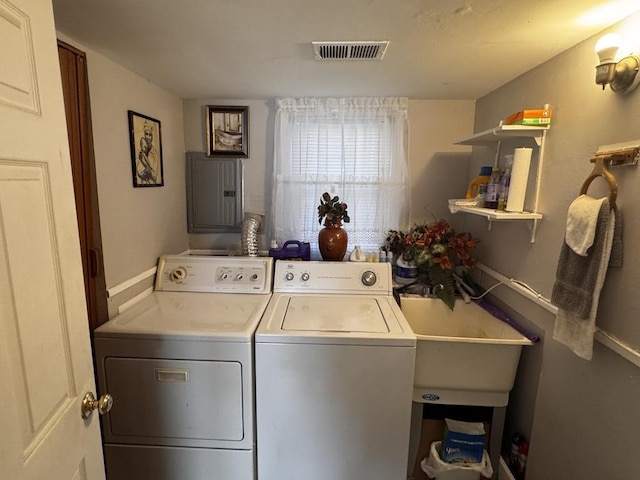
[128,110,164,187]
[206,105,249,158]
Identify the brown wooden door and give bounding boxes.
[58,40,109,331]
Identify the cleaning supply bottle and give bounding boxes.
[509,432,522,470]
[268,240,279,257]
[477,183,488,208]
[349,245,366,262]
[484,166,502,209]
[394,257,418,285]
[465,166,492,200]
[498,154,513,211]
[517,439,529,479]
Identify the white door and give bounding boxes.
[0,0,106,478]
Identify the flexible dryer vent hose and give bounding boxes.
[241,214,262,256]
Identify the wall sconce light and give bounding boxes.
[595,33,640,93]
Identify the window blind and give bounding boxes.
[272,97,409,258]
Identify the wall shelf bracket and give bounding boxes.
[529,218,539,244]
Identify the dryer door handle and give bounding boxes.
[155,368,189,383]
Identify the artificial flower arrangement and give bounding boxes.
[384,219,480,310]
[317,192,351,226]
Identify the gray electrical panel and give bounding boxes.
[186,152,243,233]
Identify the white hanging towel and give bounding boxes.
[551,198,620,360]
[565,194,606,256]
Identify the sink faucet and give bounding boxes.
[452,273,474,304]
[456,283,472,303]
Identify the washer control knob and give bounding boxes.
[251,273,259,281]
[301,272,310,282]
[220,273,229,281]
[361,271,377,287]
[236,273,245,281]
[285,272,295,281]
[170,267,187,283]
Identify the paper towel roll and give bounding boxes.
[505,147,532,212]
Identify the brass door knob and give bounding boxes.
[81,391,113,419]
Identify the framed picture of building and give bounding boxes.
[128,110,164,187]
[206,105,249,158]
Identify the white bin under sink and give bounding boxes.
[400,296,532,407]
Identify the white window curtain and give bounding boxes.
[272,97,409,257]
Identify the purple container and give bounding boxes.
[268,240,311,261]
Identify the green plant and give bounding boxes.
[385,219,479,310]
[317,192,350,226]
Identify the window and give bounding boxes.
[272,97,409,257]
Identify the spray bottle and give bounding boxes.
[484,166,502,209]
[498,154,514,211]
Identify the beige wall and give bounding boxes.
[183,98,272,251]
[469,12,640,480]
[57,34,189,310]
[183,98,476,250]
[408,99,475,229]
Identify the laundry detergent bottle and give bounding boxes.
[465,166,492,199]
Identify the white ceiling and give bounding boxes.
[51,0,640,100]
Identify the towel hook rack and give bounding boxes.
[579,155,618,206]
[579,145,639,206]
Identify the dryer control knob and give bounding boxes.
[170,267,187,283]
[285,272,295,281]
[301,272,310,282]
[361,271,377,287]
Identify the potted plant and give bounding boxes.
[385,219,480,309]
[317,192,351,226]
[317,192,350,261]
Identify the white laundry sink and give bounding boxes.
[400,296,532,406]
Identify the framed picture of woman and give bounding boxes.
[128,110,164,187]
[206,105,249,158]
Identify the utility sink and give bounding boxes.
[400,296,532,407]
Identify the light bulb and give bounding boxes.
[594,32,640,93]
[595,33,623,64]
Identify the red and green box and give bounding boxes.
[505,108,552,125]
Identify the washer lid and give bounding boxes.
[282,297,389,333]
[95,291,271,342]
[256,293,416,346]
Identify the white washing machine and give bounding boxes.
[94,255,273,480]
[255,261,416,480]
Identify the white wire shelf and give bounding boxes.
[452,205,542,221]
[454,124,550,146]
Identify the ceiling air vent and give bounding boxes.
[312,41,389,61]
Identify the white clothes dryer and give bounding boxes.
[94,255,273,480]
[255,260,416,480]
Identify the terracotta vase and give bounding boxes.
[318,220,348,261]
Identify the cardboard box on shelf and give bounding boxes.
[508,117,551,126]
[505,107,552,125]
